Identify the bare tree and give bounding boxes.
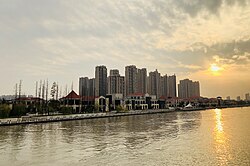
[46,79,48,102]
[14,83,18,99]
[59,86,62,99]
[39,80,42,98]
[56,82,59,100]
[18,80,22,99]
[42,80,45,100]
[35,81,38,98]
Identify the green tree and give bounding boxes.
[10,104,27,117]
[59,106,73,115]
[115,105,123,112]
[48,99,60,112]
[0,104,11,118]
[94,103,100,112]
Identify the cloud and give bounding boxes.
[0,0,250,96]
[173,0,249,17]
[190,39,250,66]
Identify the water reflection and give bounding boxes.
[215,109,223,133]
[213,109,232,165]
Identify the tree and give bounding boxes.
[115,105,123,112]
[48,99,60,112]
[51,82,57,100]
[0,104,11,118]
[59,106,73,115]
[94,103,100,112]
[10,104,27,118]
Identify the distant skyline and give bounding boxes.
[1,0,250,99]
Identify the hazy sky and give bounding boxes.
[0,0,250,99]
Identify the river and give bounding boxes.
[0,107,249,166]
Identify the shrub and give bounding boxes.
[10,104,27,117]
[116,105,124,112]
[0,104,11,118]
[59,106,73,115]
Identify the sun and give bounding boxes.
[210,64,221,72]
[209,64,223,76]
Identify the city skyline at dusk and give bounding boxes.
[1,0,250,98]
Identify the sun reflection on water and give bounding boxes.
[215,108,223,133]
[214,108,232,165]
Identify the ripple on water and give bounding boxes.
[0,108,250,166]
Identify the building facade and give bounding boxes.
[107,69,125,96]
[147,69,161,99]
[245,93,250,101]
[88,78,95,97]
[168,75,177,98]
[79,77,95,97]
[136,68,147,94]
[79,77,89,96]
[178,79,200,98]
[125,65,137,96]
[95,65,107,97]
[160,74,168,97]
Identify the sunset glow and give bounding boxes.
[0,0,250,98]
[210,64,221,72]
[209,64,224,76]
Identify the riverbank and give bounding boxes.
[0,105,249,126]
[0,109,175,126]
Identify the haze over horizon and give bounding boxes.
[1,0,250,99]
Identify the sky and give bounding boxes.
[0,0,250,99]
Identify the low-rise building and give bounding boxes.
[125,93,160,110]
[60,90,81,113]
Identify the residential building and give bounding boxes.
[178,79,200,98]
[79,77,95,97]
[193,81,200,97]
[79,77,89,96]
[148,69,161,99]
[88,78,95,97]
[168,75,177,98]
[125,93,159,110]
[95,65,107,97]
[245,93,250,101]
[125,65,137,96]
[110,69,119,76]
[160,74,168,97]
[136,68,147,94]
[107,69,125,96]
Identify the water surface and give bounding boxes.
[0,107,250,165]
